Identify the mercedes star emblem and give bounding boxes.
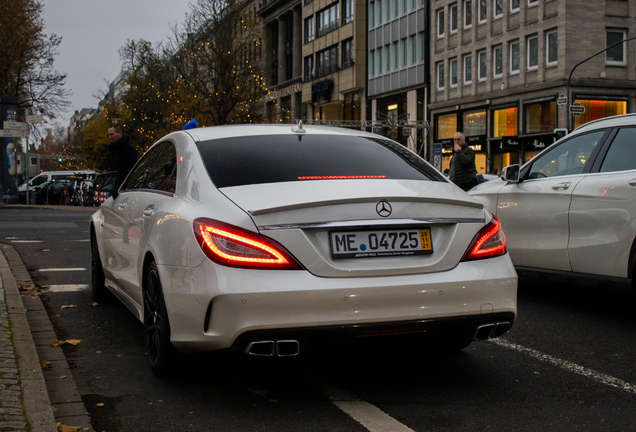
[376,200,392,217]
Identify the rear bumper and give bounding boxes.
[158,254,517,353]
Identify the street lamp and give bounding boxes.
[566,35,636,132]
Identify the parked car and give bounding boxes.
[18,170,96,204]
[470,113,636,287]
[32,179,73,205]
[91,124,517,376]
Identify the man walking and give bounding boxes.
[107,124,137,188]
[448,132,477,191]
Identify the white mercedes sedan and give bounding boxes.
[469,114,636,289]
[91,124,517,375]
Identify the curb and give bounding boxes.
[0,245,94,432]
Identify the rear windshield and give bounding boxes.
[196,134,444,188]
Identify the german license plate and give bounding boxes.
[330,228,433,259]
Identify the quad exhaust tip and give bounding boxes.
[245,340,300,357]
[473,321,511,341]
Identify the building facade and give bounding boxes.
[430,0,636,174]
[259,0,367,123]
[367,0,429,152]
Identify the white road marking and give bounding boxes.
[10,240,44,243]
[4,237,20,239]
[39,268,86,272]
[43,284,89,292]
[72,239,90,242]
[323,384,415,432]
[491,339,636,395]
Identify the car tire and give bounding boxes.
[91,234,112,303]
[144,261,179,377]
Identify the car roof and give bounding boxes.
[180,124,380,143]
[572,113,636,134]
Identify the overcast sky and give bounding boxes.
[42,0,191,125]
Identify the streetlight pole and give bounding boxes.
[566,35,636,132]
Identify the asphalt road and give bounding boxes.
[1,207,635,432]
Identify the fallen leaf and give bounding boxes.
[60,376,66,379]
[65,339,81,346]
[61,305,77,309]
[83,429,89,431]
[42,249,50,252]
[41,361,52,370]
[55,314,60,318]
[96,403,104,407]
[90,302,99,307]
[51,406,57,412]
[19,283,36,291]
[57,424,81,432]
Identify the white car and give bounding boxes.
[470,114,636,287]
[91,124,517,375]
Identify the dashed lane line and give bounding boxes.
[38,268,86,272]
[10,240,44,243]
[491,338,636,395]
[43,284,89,292]
[322,383,415,432]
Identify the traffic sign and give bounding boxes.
[26,114,43,123]
[0,129,27,138]
[569,104,585,114]
[3,121,27,131]
[557,95,568,106]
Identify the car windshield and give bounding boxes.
[196,134,443,188]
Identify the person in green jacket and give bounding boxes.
[448,132,477,191]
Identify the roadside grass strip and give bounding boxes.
[491,339,636,395]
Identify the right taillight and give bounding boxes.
[461,216,507,262]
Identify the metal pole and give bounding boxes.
[566,35,636,132]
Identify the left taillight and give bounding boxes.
[193,218,303,270]
[461,216,507,262]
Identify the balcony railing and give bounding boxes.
[317,21,338,38]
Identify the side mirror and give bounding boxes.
[501,165,521,183]
[93,172,119,199]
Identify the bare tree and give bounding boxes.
[0,0,70,119]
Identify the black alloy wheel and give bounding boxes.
[144,261,179,376]
[91,234,111,303]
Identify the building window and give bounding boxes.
[342,0,353,24]
[342,38,354,68]
[437,9,445,38]
[606,30,626,65]
[463,109,486,136]
[304,16,315,43]
[394,0,398,17]
[410,35,416,64]
[464,0,472,28]
[450,4,458,33]
[403,0,407,14]
[316,44,339,78]
[493,0,502,19]
[478,50,487,81]
[437,62,445,90]
[464,54,472,84]
[378,46,383,74]
[573,100,627,129]
[510,0,519,13]
[317,3,339,37]
[510,40,519,74]
[527,36,538,70]
[493,107,518,137]
[402,38,407,67]
[546,31,558,66]
[369,2,374,29]
[493,46,502,78]
[393,42,398,70]
[528,0,537,6]
[385,44,390,71]
[437,113,457,140]
[450,58,458,87]
[479,0,487,24]
[369,50,375,76]
[420,32,425,62]
[525,101,556,134]
[304,55,314,81]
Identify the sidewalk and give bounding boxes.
[0,245,94,432]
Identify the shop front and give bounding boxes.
[573,98,627,129]
[434,108,488,174]
[518,98,557,164]
[489,104,519,173]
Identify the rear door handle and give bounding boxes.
[552,182,571,190]
[142,205,155,218]
[628,179,636,187]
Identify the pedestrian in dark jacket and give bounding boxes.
[448,132,477,191]
[107,124,138,188]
